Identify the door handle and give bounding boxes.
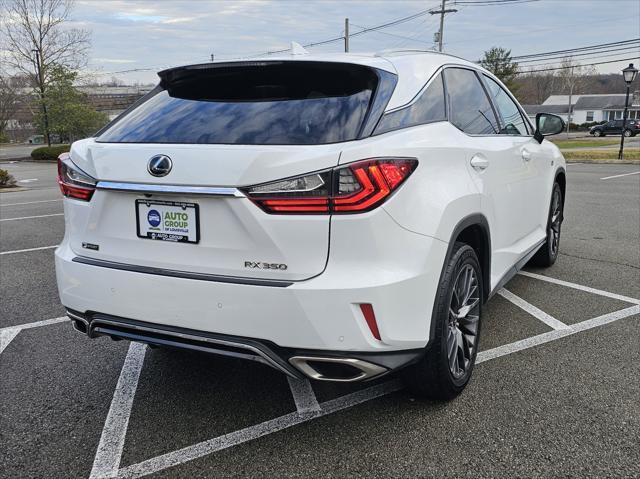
[470,155,489,171]
[522,149,532,162]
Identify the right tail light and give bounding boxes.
[244,157,417,214]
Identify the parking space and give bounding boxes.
[1,161,639,478]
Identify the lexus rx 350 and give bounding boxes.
[56,52,566,399]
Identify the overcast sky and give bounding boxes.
[66,0,640,84]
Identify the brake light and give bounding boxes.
[244,158,417,214]
[57,153,96,201]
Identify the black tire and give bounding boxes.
[529,182,563,267]
[593,130,602,137]
[403,242,482,400]
[623,129,632,137]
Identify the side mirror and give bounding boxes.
[534,113,565,143]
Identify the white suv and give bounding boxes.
[55,52,566,399]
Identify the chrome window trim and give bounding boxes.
[96,181,246,197]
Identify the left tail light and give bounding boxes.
[57,153,96,201]
[244,157,417,214]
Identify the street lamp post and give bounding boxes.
[618,63,638,160]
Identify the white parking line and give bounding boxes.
[600,171,640,180]
[0,316,67,333]
[111,303,640,478]
[0,245,57,255]
[477,305,639,363]
[498,288,570,330]
[0,316,67,354]
[0,329,21,355]
[287,377,321,414]
[519,271,640,305]
[0,213,63,222]
[90,342,147,479]
[116,380,403,479]
[0,199,62,207]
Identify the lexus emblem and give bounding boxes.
[147,155,172,177]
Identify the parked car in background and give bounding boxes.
[590,119,639,137]
[56,51,567,400]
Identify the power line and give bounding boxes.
[517,56,640,74]
[518,52,640,70]
[349,22,435,47]
[516,44,640,65]
[511,38,640,60]
[251,6,441,57]
[453,0,539,5]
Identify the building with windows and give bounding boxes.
[523,91,640,125]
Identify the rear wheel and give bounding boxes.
[530,182,563,267]
[403,242,482,400]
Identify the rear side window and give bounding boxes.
[444,68,499,135]
[483,76,529,135]
[374,72,446,135]
[97,62,393,145]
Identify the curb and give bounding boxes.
[565,159,640,165]
[0,158,57,164]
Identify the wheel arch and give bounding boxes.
[428,214,491,342]
[442,214,491,303]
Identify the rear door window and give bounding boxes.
[444,68,499,135]
[97,62,394,145]
[483,76,529,135]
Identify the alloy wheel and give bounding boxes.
[447,264,480,379]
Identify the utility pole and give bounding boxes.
[344,18,349,53]
[566,66,574,136]
[430,0,457,52]
[32,48,51,147]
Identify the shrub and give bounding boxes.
[31,144,70,161]
[0,168,17,187]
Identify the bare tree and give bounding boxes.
[556,57,596,133]
[0,75,21,140]
[0,0,90,145]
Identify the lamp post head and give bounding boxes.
[622,63,638,84]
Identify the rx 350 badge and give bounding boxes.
[244,261,288,271]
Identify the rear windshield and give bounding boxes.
[97,61,390,145]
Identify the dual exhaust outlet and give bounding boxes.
[289,356,387,382]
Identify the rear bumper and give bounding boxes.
[56,205,448,355]
[66,309,424,382]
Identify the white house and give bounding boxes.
[523,91,640,124]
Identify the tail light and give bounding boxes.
[57,153,96,201]
[244,158,417,214]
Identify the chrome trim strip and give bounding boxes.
[289,356,388,382]
[72,256,294,288]
[96,181,246,197]
[89,317,299,378]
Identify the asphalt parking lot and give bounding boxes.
[1,160,639,479]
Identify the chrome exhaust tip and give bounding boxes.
[66,310,89,334]
[289,356,387,382]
